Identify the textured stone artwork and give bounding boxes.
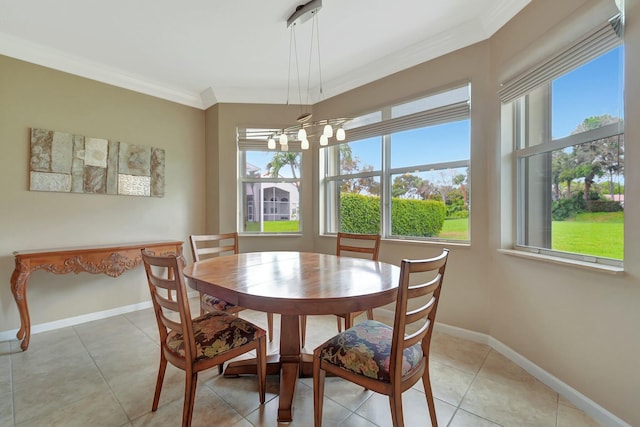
[29,128,165,197]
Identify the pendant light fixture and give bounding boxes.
[247,0,350,150]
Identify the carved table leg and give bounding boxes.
[10,260,31,351]
[277,314,301,422]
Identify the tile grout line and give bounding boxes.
[73,316,136,425]
[445,346,495,426]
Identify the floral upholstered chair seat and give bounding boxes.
[315,320,423,382]
[200,293,236,312]
[167,312,266,361]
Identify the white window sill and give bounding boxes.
[497,249,624,275]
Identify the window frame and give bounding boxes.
[502,15,624,267]
[320,84,472,242]
[237,141,303,235]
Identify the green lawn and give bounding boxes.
[552,211,623,259]
[245,220,300,232]
[247,213,623,260]
[438,218,469,240]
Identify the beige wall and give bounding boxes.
[0,55,206,331]
[205,102,315,252]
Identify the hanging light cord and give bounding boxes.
[305,16,316,105]
[315,14,324,97]
[286,28,293,106]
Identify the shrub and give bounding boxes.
[586,200,623,212]
[339,193,446,237]
[340,194,380,234]
[391,198,445,237]
[448,210,469,219]
[552,193,586,221]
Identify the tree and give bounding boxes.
[571,115,623,202]
[452,172,468,207]
[338,144,379,195]
[435,170,457,205]
[266,152,300,188]
[552,150,572,199]
[357,165,380,196]
[392,173,424,198]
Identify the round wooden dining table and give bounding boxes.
[182,251,400,422]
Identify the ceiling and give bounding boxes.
[0,0,530,109]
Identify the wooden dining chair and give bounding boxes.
[190,233,274,342]
[141,250,266,427]
[313,249,449,427]
[300,232,381,348]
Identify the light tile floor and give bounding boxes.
[0,299,602,427]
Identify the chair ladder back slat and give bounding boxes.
[336,232,381,260]
[153,291,181,312]
[405,295,436,325]
[190,233,239,262]
[195,245,236,259]
[403,318,431,349]
[406,275,442,300]
[159,312,183,334]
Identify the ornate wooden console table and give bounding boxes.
[10,240,183,351]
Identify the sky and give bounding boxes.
[552,46,624,139]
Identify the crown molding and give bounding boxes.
[480,0,532,34]
[0,32,205,109]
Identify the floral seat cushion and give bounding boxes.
[315,320,423,382]
[167,312,265,361]
[201,293,236,312]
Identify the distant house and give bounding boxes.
[604,194,624,207]
[244,163,299,223]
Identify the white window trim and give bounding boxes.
[321,84,471,242]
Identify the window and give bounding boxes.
[238,129,302,234]
[321,84,471,241]
[500,14,624,265]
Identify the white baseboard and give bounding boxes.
[435,322,631,427]
[0,300,153,342]
[0,291,200,343]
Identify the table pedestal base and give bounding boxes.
[224,314,316,422]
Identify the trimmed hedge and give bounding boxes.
[340,193,445,237]
[586,200,623,212]
[340,193,380,234]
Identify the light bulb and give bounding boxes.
[301,139,309,150]
[336,127,346,141]
[267,138,276,149]
[323,124,333,137]
[279,133,288,145]
[320,135,329,146]
[297,128,307,140]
